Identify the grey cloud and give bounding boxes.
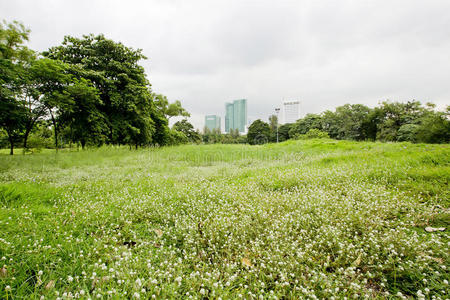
[1,0,449,130]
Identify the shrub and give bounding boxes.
[167,129,188,145]
[295,129,330,139]
[397,124,419,142]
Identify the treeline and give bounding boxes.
[248,101,449,144]
[0,21,190,154]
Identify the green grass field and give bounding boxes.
[0,140,449,299]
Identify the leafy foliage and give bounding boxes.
[153,94,190,120]
[0,20,34,154]
[287,101,449,144]
[173,119,200,143]
[295,128,330,139]
[44,34,156,147]
[247,119,271,145]
[1,21,192,153]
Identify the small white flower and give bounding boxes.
[135,278,142,287]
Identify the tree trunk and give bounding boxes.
[8,135,14,155]
[81,139,86,150]
[54,123,58,151]
[23,124,33,150]
[108,125,113,144]
[49,111,58,152]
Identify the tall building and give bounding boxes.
[225,102,234,133]
[205,115,221,131]
[225,99,247,133]
[283,101,300,124]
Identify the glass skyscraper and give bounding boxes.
[225,103,234,133]
[204,115,221,131]
[225,99,247,133]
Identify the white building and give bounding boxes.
[282,101,301,124]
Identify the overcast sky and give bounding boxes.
[2,0,450,129]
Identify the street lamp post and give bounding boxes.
[275,108,280,143]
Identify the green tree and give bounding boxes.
[231,128,240,140]
[167,128,188,145]
[268,114,277,131]
[416,107,450,143]
[153,94,190,120]
[20,55,56,150]
[0,20,34,154]
[268,114,278,142]
[321,110,340,139]
[397,124,419,142]
[30,58,72,150]
[303,129,330,139]
[58,78,106,148]
[0,97,26,154]
[335,104,372,140]
[277,123,292,142]
[247,119,270,145]
[375,101,425,141]
[289,114,322,138]
[173,119,200,143]
[44,34,156,147]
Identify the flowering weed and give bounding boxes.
[0,140,448,299]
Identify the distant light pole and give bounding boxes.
[275,108,280,143]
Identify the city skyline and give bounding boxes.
[204,98,303,132]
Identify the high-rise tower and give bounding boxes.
[225,102,234,133]
[204,115,221,131]
[225,99,247,133]
[282,101,300,124]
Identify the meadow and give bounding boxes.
[0,140,448,299]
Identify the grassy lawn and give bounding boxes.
[0,140,448,299]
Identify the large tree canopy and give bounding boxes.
[173,119,200,143]
[43,34,158,146]
[1,21,194,152]
[247,119,271,145]
[0,20,34,154]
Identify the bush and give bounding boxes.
[167,129,188,146]
[295,129,330,140]
[27,132,54,149]
[247,120,271,145]
[397,124,419,142]
[416,112,450,143]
